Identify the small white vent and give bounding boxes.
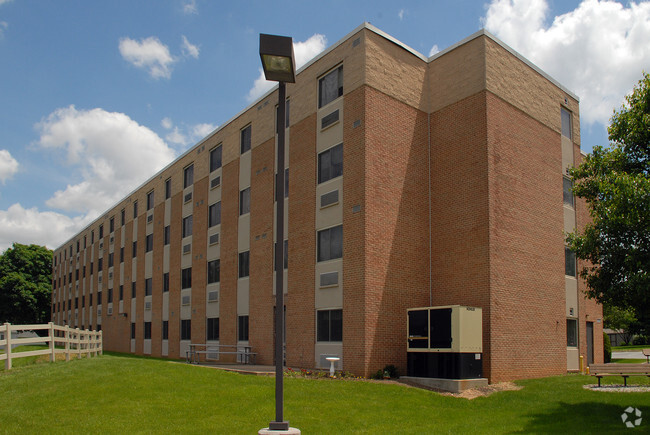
[184,192,193,202]
[320,271,339,287]
[147,214,153,223]
[209,233,220,245]
[145,301,152,311]
[208,290,219,302]
[320,190,339,208]
[182,295,191,306]
[183,243,192,254]
[210,176,221,189]
[107,307,113,315]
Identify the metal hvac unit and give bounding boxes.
[407,305,483,379]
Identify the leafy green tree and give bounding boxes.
[0,243,53,324]
[603,305,638,344]
[566,72,650,331]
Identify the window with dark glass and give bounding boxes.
[121,208,125,226]
[107,288,113,303]
[131,323,136,339]
[238,315,249,341]
[240,125,251,154]
[566,319,577,347]
[120,247,124,263]
[561,107,572,139]
[147,190,154,211]
[163,273,169,293]
[133,200,138,218]
[318,66,343,108]
[144,322,152,340]
[99,224,104,239]
[181,319,191,340]
[182,216,193,238]
[132,241,137,257]
[209,202,221,227]
[184,164,194,188]
[563,177,574,207]
[108,253,114,268]
[181,267,192,289]
[109,217,114,233]
[210,145,222,171]
[162,320,169,340]
[131,281,136,298]
[207,317,220,341]
[317,309,342,342]
[208,259,220,284]
[98,258,103,271]
[318,225,343,262]
[145,278,152,296]
[164,225,170,245]
[238,251,250,278]
[165,178,171,199]
[318,143,343,184]
[565,247,576,277]
[119,285,123,301]
[239,188,250,215]
[146,234,153,252]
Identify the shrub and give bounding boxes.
[603,332,611,363]
[632,335,649,345]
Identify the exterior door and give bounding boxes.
[586,322,594,365]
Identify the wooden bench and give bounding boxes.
[590,363,650,387]
[643,348,650,363]
[186,343,257,365]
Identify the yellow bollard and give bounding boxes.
[579,355,584,373]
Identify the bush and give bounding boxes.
[603,332,611,363]
[372,364,399,379]
[632,335,649,345]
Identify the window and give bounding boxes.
[162,320,169,340]
[163,273,169,293]
[238,251,250,278]
[209,202,221,227]
[181,319,191,340]
[132,241,137,257]
[208,259,220,284]
[145,278,152,296]
[318,143,343,184]
[164,225,170,245]
[146,234,153,252]
[107,288,113,303]
[182,267,192,289]
[109,217,114,233]
[108,253,114,268]
[319,66,343,108]
[90,262,94,274]
[83,236,86,249]
[565,247,576,277]
[131,323,136,339]
[210,145,222,172]
[131,281,136,298]
[563,177,574,207]
[165,178,171,199]
[147,190,154,211]
[238,315,249,341]
[119,285,123,301]
[240,125,251,154]
[561,107,572,139]
[239,188,250,215]
[566,319,577,347]
[99,224,104,239]
[207,318,220,341]
[89,293,93,306]
[91,230,95,244]
[133,200,138,218]
[98,258,103,271]
[318,225,343,262]
[120,247,124,263]
[144,322,152,340]
[121,208,125,226]
[317,309,342,342]
[182,216,193,238]
[97,291,102,305]
[274,240,288,270]
[184,164,194,188]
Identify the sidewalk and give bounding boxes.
[611,351,647,360]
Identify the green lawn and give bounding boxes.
[1,354,649,434]
[613,345,650,351]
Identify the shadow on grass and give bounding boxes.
[515,402,646,433]
[102,351,184,363]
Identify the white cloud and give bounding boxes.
[165,126,187,145]
[161,117,173,129]
[428,44,440,57]
[181,35,200,59]
[161,118,216,147]
[247,34,327,102]
[119,36,176,79]
[35,105,175,215]
[183,0,198,15]
[0,204,92,252]
[0,21,7,38]
[484,0,650,126]
[0,149,18,183]
[399,9,405,21]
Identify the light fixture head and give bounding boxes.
[260,33,296,83]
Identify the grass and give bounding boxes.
[1,354,649,434]
[613,345,650,351]
[611,358,648,364]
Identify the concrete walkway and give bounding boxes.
[612,351,647,360]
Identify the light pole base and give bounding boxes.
[258,426,300,435]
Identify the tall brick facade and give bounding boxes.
[50,23,602,382]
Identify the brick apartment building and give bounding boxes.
[50,23,602,382]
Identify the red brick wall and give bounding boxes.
[191,177,209,348]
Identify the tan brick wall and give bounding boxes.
[191,176,209,347]
[167,192,182,359]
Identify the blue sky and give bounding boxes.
[0,0,649,250]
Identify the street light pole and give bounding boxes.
[258,33,297,434]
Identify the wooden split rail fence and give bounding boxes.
[0,322,102,370]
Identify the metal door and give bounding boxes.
[586,322,594,365]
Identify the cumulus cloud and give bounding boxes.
[35,105,175,215]
[398,9,406,21]
[181,35,199,59]
[0,149,18,183]
[161,117,173,129]
[247,33,328,102]
[483,0,650,126]
[183,0,198,15]
[0,204,92,252]
[192,123,215,139]
[428,44,440,57]
[161,117,216,147]
[119,36,176,79]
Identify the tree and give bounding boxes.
[566,72,650,332]
[0,243,53,324]
[603,305,638,345]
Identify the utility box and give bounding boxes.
[407,305,483,379]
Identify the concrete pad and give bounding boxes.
[258,427,301,434]
[400,376,488,393]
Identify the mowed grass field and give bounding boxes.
[1,352,649,434]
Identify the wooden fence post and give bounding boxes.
[64,325,70,362]
[99,330,103,355]
[75,328,81,359]
[4,322,11,370]
[49,322,55,362]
